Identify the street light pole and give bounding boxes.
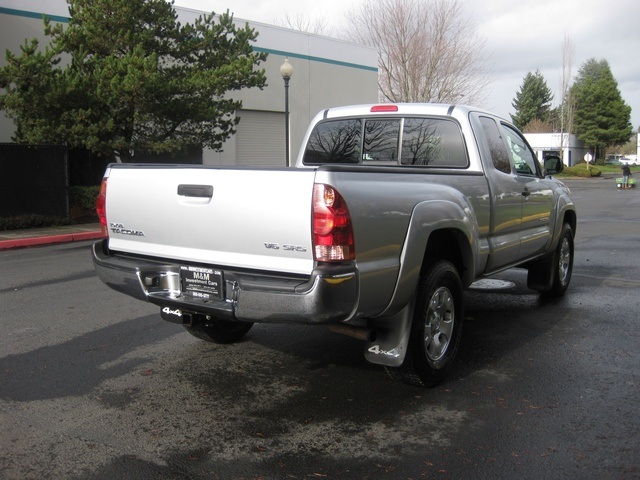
[280,58,294,167]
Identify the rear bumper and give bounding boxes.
[91,240,358,324]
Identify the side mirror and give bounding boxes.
[544,155,564,175]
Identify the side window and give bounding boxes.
[401,118,468,167]
[502,125,539,176]
[479,116,511,174]
[303,119,361,164]
[363,120,400,162]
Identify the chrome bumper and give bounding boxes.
[91,240,358,324]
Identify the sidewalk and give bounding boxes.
[0,223,103,250]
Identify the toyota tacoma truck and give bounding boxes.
[92,103,576,387]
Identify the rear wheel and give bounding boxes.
[183,319,253,344]
[385,260,463,387]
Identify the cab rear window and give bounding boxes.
[303,116,468,168]
[303,119,362,164]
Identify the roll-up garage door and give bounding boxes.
[235,110,286,166]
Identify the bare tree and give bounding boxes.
[347,0,491,104]
[559,34,575,156]
[523,118,555,133]
[274,12,332,36]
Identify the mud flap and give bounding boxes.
[526,251,555,291]
[364,300,414,367]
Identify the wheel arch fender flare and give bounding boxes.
[544,195,577,260]
[379,197,479,318]
[364,199,477,367]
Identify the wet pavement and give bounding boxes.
[1,177,639,479]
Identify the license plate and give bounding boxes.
[180,266,223,299]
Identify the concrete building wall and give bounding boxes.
[0,1,379,166]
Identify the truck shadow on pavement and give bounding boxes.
[0,314,177,402]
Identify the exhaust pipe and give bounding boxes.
[328,324,376,342]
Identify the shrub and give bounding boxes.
[0,214,70,231]
[69,185,101,210]
[0,186,100,230]
[562,162,601,178]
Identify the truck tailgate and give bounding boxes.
[104,165,317,275]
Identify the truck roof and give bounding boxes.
[319,103,505,122]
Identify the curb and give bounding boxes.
[0,230,104,250]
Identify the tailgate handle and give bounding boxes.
[177,184,213,198]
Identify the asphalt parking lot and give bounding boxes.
[0,177,638,479]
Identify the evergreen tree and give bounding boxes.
[510,70,553,130]
[571,58,632,157]
[0,0,268,160]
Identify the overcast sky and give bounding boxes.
[173,0,640,129]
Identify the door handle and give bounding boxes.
[177,184,213,198]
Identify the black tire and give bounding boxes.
[540,223,574,299]
[183,319,253,344]
[385,260,463,387]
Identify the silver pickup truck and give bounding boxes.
[92,103,576,387]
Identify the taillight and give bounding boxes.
[96,178,108,238]
[313,184,355,261]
